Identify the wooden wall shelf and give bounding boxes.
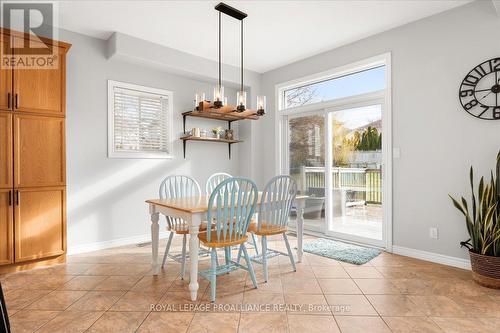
[181,135,242,159]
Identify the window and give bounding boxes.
[283,66,385,109]
[108,80,173,158]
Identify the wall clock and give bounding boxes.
[459,57,500,120]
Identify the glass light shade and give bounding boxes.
[195,92,205,109]
[237,90,247,111]
[213,86,224,103]
[256,95,266,114]
[223,97,228,106]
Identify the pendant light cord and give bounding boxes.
[240,19,244,93]
[218,11,222,92]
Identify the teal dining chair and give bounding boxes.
[198,177,259,302]
[206,172,260,256]
[238,175,298,282]
[159,175,210,279]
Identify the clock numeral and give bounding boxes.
[493,107,500,119]
[464,99,478,110]
[492,59,500,72]
[464,74,480,86]
[460,89,474,97]
[478,105,490,117]
[474,65,487,77]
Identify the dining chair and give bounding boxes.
[238,175,298,282]
[199,177,259,302]
[159,175,210,279]
[206,172,260,255]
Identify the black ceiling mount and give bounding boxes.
[215,2,247,20]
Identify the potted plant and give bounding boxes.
[212,127,222,139]
[449,151,500,289]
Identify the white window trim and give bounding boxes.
[274,52,393,251]
[107,80,174,159]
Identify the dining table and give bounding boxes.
[146,193,307,301]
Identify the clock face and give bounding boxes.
[459,58,500,120]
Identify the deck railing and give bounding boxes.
[293,166,382,204]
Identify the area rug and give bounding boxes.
[302,238,381,265]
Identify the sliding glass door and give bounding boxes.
[326,105,384,245]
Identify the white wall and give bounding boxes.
[256,0,500,260]
[60,29,255,252]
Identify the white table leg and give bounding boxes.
[188,214,201,301]
[150,205,160,275]
[296,198,305,263]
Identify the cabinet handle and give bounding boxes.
[7,93,11,109]
[15,190,19,206]
[15,94,18,109]
[8,190,12,206]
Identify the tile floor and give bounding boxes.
[1,234,500,333]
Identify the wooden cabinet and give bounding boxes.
[0,28,70,272]
[0,113,12,188]
[0,35,13,111]
[14,187,66,262]
[14,115,65,187]
[0,189,13,265]
[13,37,66,116]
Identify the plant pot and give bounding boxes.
[469,250,500,289]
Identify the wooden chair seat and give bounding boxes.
[167,221,210,234]
[198,232,248,248]
[248,222,287,236]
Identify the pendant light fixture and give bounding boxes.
[197,3,265,116]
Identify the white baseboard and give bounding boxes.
[67,231,170,255]
[392,246,471,270]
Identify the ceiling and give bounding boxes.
[57,0,471,73]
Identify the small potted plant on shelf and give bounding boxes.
[212,127,223,139]
[449,151,500,289]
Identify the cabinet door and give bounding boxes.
[0,189,13,265]
[0,113,13,188]
[0,34,13,111]
[12,37,65,115]
[14,187,65,262]
[14,115,65,187]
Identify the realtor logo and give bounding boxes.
[1,1,59,69]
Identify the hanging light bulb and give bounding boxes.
[256,95,266,116]
[213,86,224,108]
[236,90,246,112]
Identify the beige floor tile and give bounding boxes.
[354,278,401,294]
[431,317,500,333]
[59,276,108,291]
[311,265,349,278]
[318,279,362,294]
[68,291,125,311]
[131,275,175,293]
[109,291,164,311]
[383,316,443,333]
[4,289,52,310]
[36,310,104,333]
[9,310,60,333]
[449,295,500,317]
[158,291,200,309]
[27,290,88,310]
[282,276,323,294]
[200,288,244,308]
[373,266,421,279]
[137,312,194,332]
[287,314,340,333]
[326,294,377,316]
[390,279,434,295]
[284,293,330,315]
[367,295,424,316]
[239,313,288,333]
[344,266,384,279]
[82,264,122,276]
[335,315,391,333]
[244,276,283,293]
[187,312,240,333]
[408,296,466,317]
[305,254,341,266]
[242,291,284,309]
[86,311,149,333]
[93,276,141,291]
[430,279,487,297]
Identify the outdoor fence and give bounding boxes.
[292,166,382,204]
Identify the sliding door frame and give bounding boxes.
[275,53,392,251]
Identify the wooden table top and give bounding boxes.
[146,194,308,214]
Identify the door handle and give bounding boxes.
[15,94,18,109]
[15,190,19,206]
[7,93,10,109]
[8,190,12,206]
